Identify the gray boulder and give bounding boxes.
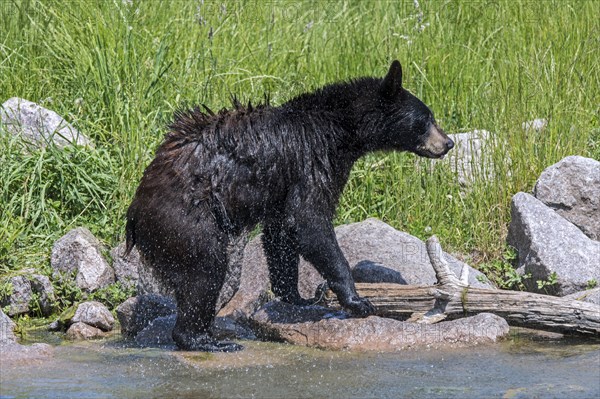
[562,287,600,306]
[218,236,271,320]
[116,294,176,338]
[445,129,496,186]
[111,242,140,290]
[0,273,55,317]
[1,309,17,344]
[0,97,91,147]
[1,309,53,362]
[534,156,600,240]
[71,301,115,331]
[66,322,105,340]
[0,276,33,316]
[51,227,115,292]
[251,301,509,351]
[28,274,55,316]
[335,218,492,288]
[522,118,548,132]
[507,192,600,295]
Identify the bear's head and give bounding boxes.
[365,60,454,159]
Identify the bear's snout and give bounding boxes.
[419,125,453,158]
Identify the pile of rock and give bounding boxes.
[116,218,506,351]
[507,156,600,299]
[62,301,116,340]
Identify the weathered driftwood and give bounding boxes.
[324,236,600,336]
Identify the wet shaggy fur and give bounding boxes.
[126,61,453,351]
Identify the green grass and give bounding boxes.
[1,0,599,291]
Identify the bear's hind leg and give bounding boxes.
[262,223,313,306]
[171,237,242,352]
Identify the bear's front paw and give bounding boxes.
[343,296,376,317]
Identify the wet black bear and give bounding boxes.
[126,60,454,351]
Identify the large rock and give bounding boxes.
[71,301,115,331]
[1,309,17,344]
[251,301,509,351]
[334,219,492,288]
[0,276,33,316]
[507,192,600,295]
[562,287,600,306]
[28,274,56,316]
[0,97,91,147]
[0,273,55,317]
[534,156,600,241]
[111,242,140,290]
[116,294,176,338]
[51,227,115,292]
[218,237,271,320]
[445,129,496,186]
[1,309,53,362]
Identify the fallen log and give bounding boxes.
[323,236,600,336]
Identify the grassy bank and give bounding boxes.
[1,0,598,297]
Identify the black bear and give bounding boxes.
[126,60,454,351]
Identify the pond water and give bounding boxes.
[1,330,599,399]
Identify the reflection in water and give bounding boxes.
[1,332,599,399]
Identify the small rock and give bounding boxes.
[562,287,600,306]
[1,309,17,344]
[534,156,600,240]
[0,97,91,147]
[29,274,55,316]
[507,192,600,295]
[352,261,407,284]
[51,227,115,292]
[66,322,105,340]
[116,294,176,338]
[134,315,176,347]
[111,242,140,290]
[251,301,509,351]
[47,320,61,332]
[0,276,33,316]
[522,118,548,132]
[71,301,115,331]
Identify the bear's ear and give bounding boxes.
[380,60,403,98]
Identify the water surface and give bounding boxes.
[1,330,599,399]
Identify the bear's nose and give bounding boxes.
[446,138,454,150]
